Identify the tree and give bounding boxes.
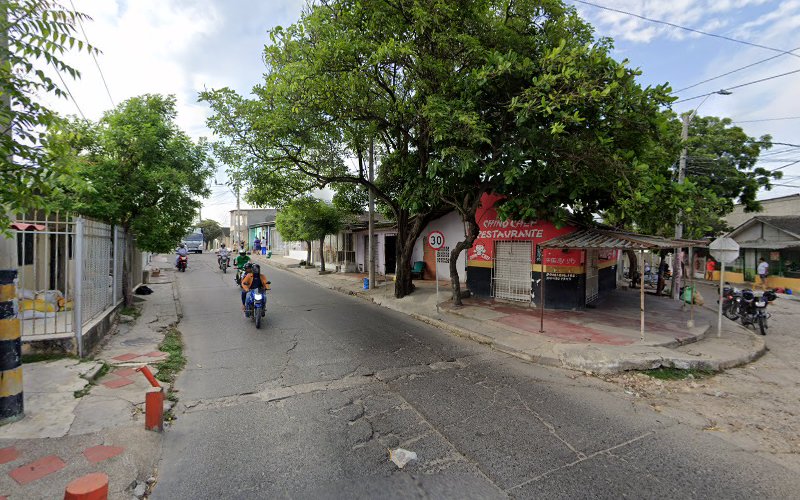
[605,111,777,240]
[197,219,223,248]
[1,0,96,233]
[48,94,211,304]
[275,197,344,273]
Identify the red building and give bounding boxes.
[466,194,617,309]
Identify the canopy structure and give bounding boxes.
[538,228,706,251]
[537,228,707,340]
[10,222,46,231]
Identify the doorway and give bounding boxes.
[385,235,397,274]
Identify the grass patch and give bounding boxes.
[644,367,714,380]
[120,305,141,318]
[153,328,186,384]
[153,327,186,422]
[73,362,111,398]
[22,352,76,364]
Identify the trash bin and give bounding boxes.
[363,278,369,290]
[267,251,272,258]
[681,286,695,304]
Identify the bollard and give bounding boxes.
[145,387,164,432]
[0,270,23,425]
[135,365,161,388]
[64,472,109,500]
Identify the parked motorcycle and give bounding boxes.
[176,255,188,272]
[737,289,777,335]
[721,285,776,335]
[245,282,271,329]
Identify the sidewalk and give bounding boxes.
[0,255,179,499]
[258,255,766,375]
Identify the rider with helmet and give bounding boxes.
[175,243,188,267]
[240,263,269,316]
[233,249,250,271]
[216,243,231,268]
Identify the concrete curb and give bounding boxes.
[171,276,183,322]
[262,258,766,374]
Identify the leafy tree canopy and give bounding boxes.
[197,219,223,245]
[47,94,212,252]
[0,0,96,233]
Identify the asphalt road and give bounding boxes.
[153,254,800,499]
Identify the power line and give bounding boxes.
[674,68,800,103]
[733,116,800,124]
[674,48,800,94]
[770,159,800,172]
[69,0,115,108]
[51,62,86,120]
[571,0,800,59]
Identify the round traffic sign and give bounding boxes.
[427,231,445,250]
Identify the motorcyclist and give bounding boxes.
[241,263,269,316]
[233,249,250,271]
[175,243,189,267]
[216,243,231,268]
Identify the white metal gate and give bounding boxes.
[585,249,599,304]
[493,241,532,302]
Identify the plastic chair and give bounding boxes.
[411,261,425,280]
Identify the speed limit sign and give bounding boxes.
[428,231,445,250]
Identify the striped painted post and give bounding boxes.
[0,269,23,424]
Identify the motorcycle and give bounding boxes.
[245,281,271,329]
[721,285,741,320]
[176,255,188,272]
[735,289,777,335]
[218,254,229,273]
[235,268,245,286]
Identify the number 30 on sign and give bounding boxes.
[428,231,445,250]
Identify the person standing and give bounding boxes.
[253,236,262,255]
[756,257,769,290]
[705,258,716,281]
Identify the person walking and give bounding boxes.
[756,257,769,290]
[705,258,716,281]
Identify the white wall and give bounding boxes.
[414,211,466,281]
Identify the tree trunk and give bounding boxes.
[393,209,431,299]
[122,226,134,307]
[624,249,638,288]
[450,214,480,306]
[305,240,312,266]
[318,237,326,273]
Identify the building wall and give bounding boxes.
[413,211,466,281]
[726,194,800,228]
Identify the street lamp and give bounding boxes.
[672,90,732,299]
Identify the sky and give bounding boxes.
[42,0,800,226]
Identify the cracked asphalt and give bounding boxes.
[153,254,800,499]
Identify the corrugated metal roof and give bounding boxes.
[538,229,707,250]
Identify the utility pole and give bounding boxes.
[235,185,241,248]
[671,113,690,300]
[368,139,375,290]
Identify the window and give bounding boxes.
[17,232,34,266]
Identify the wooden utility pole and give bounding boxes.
[368,139,375,289]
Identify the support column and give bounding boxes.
[0,270,23,424]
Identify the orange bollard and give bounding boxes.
[64,472,109,500]
[136,365,161,388]
[145,387,164,432]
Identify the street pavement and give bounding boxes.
[153,253,800,499]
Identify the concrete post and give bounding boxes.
[0,269,23,424]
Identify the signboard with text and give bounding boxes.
[467,194,581,268]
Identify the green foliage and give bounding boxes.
[605,112,776,238]
[0,0,97,233]
[47,94,212,253]
[275,197,344,244]
[154,327,186,384]
[197,219,223,245]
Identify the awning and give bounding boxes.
[538,228,707,250]
[535,227,705,342]
[10,222,45,231]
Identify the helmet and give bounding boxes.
[221,243,226,248]
[179,243,186,248]
[239,249,246,255]
[252,264,260,275]
[244,262,253,272]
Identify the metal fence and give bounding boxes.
[10,215,126,356]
